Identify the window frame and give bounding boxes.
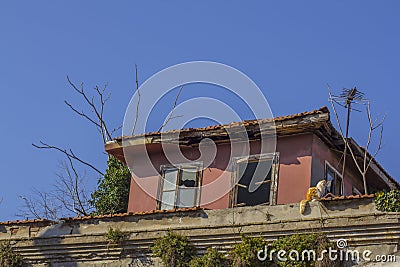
[230,153,279,208]
[157,162,203,210]
[325,161,343,196]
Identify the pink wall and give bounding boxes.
[126,133,322,213]
[275,134,313,204]
[311,135,363,195]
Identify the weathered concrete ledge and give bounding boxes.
[1,198,399,266]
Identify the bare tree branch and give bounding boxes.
[18,159,93,220]
[32,141,104,176]
[65,156,89,216]
[132,64,140,135]
[18,189,61,221]
[157,85,184,132]
[64,100,101,128]
[66,76,112,142]
[328,85,386,195]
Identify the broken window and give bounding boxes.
[158,165,201,210]
[325,163,343,195]
[232,154,278,207]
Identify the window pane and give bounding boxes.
[180,168,197,187]
[161,191,175,210]
[236,160,272,206]
[177,188,196,208]
[326,168,335,193]
[334,177,342,195]
[163,169,178,191]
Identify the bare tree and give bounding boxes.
[18,189,61,220]
[21,75,118,219]
[54,158,92,216]
[21,65,183,220]
[328,86,385,194]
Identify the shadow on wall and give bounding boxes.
[28,209,209,266]
[31,222,80,267]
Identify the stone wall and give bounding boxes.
[1,198,399,266]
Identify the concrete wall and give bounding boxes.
[1,198,399,266]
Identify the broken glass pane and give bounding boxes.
[236,160,272,206]
[180,168,197,187]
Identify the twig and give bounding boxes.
[32,141,104,176]
[157,86,184,132]
[132,64,140,135]
[66,76,112,142]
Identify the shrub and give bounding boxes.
[105,227,127,244]
[374,190,400,212]
[90,155,131,215]
[152,231,195,267]
[189,247,227,267]
[272,233,335,267]
[0,241,24,267]
[230,235,267,267]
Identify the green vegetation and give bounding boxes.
[375,190,400,212]
[272,233,332,267]
[152,231,195,267]
[90,156,131,215]
[104,227,128,244]
[0,241,24,267]
[230,235,267,266]
[189,247,227,267]
[152,231,337,267]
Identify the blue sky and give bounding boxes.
[0,1,399,220]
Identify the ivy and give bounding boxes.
[374,190,400,212]
[90,155,131,215]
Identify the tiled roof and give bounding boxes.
[0,196,377,226]
[0,207,202,226]
[63,206,202,221]
[113,106,330,141]
[0,218,52,226]
[320,194,375,201]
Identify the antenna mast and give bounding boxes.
[329,87,366,186]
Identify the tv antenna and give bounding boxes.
[329,87,368,181]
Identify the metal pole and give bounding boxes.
[341,99,351,194]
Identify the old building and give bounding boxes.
[105,107,399,213]
[1,107,399,266]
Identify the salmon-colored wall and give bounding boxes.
[311,135,364,196]
[275,134,313,204]
[126,133,330,212]
[127,142,234,213]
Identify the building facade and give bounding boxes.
[105,107,398,213]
